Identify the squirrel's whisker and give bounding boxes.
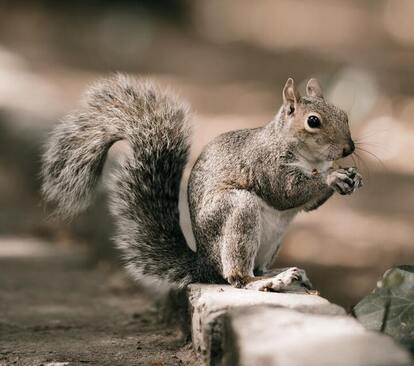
[350,154,358,168]
[354,140,390,155]
[355,146,387,171]
[353,151,371,179]
[354,138,386,149]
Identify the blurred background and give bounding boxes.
[0,0,414,363]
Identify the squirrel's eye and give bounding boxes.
[307,115,321,129]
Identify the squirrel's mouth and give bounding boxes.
[327,149,350,162]
[321,144,348,162]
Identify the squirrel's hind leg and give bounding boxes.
[197,189,313,293]
[215,190,261,288]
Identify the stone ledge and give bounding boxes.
[186,284,412,366]
[222,306,412,366]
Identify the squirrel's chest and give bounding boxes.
[254,198,298,269]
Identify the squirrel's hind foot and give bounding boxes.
[244,267,313,293]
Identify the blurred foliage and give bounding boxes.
[353,266,414,355]
[1,0,189,22]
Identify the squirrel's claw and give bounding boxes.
[327,167,363,195]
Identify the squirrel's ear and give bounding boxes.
[282,78,300,114]
[306,78,324,99]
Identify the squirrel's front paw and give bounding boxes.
[327,167,363,195]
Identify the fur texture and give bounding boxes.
[42,74,198,287]
[42,75,363,291]
[187,78,362,288]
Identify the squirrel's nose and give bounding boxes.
[342,140,355,157]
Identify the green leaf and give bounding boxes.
[353,265,414,354]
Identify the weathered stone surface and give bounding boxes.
[187,284,345,364]
[187,284,413,366]
[223,306,412,366]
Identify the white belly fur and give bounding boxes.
[254,196,299,270]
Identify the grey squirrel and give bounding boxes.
[42,74,362,292]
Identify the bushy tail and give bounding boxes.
[42,74,198,286]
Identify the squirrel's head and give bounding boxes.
[280,78,354,162]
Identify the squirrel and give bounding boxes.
[42,74,363,292]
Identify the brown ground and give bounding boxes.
[0,238,196,366]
